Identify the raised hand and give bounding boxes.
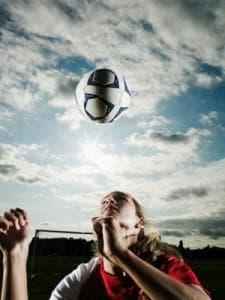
[0,208,31,300]
[92,216,139,262]
[0,208,31,255]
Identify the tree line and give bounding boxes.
[28,237,225,259]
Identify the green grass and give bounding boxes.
[27,255,91,299]
[186,259,225,300]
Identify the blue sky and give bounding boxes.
[0,0,225,248]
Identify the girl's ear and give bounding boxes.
[135,218,145,229]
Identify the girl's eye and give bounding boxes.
[118,197,127,203]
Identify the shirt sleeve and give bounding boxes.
[161,256,211,298]
[161,256,202,286]
[49,257,99,300]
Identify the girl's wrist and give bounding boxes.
[109,248,130,266]
[3,245,29,263]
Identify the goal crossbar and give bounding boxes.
[30,229,93,278]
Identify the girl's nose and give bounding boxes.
[105,197,116,205]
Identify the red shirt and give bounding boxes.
[78,255,206,300]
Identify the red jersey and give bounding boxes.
[78,255,207,300]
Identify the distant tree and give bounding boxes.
[178,240,184,252]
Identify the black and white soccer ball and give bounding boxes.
[75,68,131,123]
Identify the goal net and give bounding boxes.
[29,229,94,279]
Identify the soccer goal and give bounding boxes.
[29,229,94,279]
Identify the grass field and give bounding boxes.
[186,258,225,300]
[27,255,91,300]
[1,256,225,299]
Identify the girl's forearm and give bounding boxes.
[1,249,29,300]
[112,249,209,300]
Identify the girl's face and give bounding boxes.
[100,193,142,229]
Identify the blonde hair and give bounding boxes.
[105,191,182,263]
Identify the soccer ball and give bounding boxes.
[75,68,131,123]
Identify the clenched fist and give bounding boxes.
[92,216,140,264]
[0,208,32,255]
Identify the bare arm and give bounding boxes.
[112,249,210,300]
[0,208,31,300]
[93,216,210,300]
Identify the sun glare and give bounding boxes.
[79,138,116,172]
[80,141,116,172]
[81,140,104,163]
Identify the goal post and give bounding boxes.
[29,229,93,278]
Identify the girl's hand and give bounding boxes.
[92,216,139,263]
[0,208,32,255]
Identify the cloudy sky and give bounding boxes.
[0,0,225,248]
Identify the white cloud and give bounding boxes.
[0,106,14,122]
[110,157,225,241]
[55,106,84,130]
[147,0,225,66]
[0,106,14,131]
[0,143,100,188]
[137,115,171,129]
[195,73,223,88]
[126,127,211,153]
[200,111,219,126]
[0,29,50,110]
[0,28,75,111]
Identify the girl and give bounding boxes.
[0,191,210,300]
